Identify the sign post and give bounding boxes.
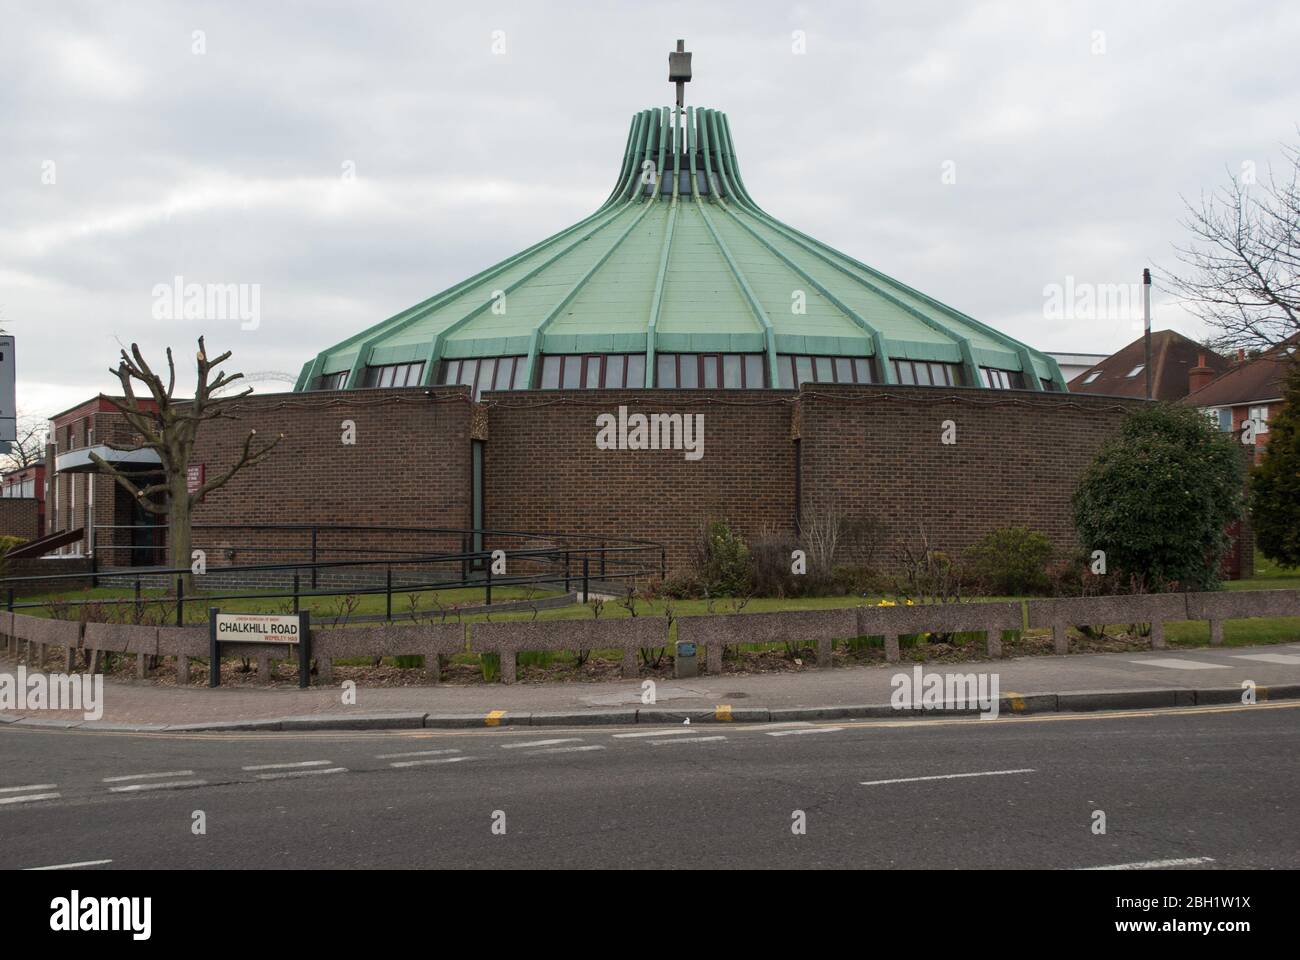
[208,609,312,689]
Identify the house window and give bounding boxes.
[1083,371,1102,384]
[980,367,1024,390]
[1248,405,1270,434]
[362,361,426,389]
[777,355,875,389]
[1126,364,1145,379]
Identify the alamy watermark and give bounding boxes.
[595,405,704,461]
[890,665,1000,719]
[1043,277,1143,321]
[151,275,261,330]
[0,666,103,721]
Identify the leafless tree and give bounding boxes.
[1164,136,1300,353]
[89,337,281,585]
[1,414,48,473]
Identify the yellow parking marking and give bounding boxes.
[484,710,507,727]
[1005,691,1027,713]
[715,704,733,722]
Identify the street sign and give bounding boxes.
[208,609,312,689]
[214,612,302,643]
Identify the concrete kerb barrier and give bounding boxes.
[1026,594,1189,653]
[858,602,1022,662]
[1025,590,1300,653]
[156,626,208,685]
[1184,590,1300,646]
[312,623,465,685]
[470,617,669,683]
[675,608,858,673]
[84,622,159,678]
[11,614,82,672]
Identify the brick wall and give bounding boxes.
[483,390,797,574]
[78,382,1261,582]
[0,499,40,540]
[797,386,1142,563]
[187,387,475,566]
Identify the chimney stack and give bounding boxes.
[1188,352,1216,394]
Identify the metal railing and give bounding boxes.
[3,523,666,625]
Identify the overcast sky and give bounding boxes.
[3,0,1299,420]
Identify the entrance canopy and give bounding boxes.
[55,444,161,474]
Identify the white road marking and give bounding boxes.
[102,770,195,783]
[1081,857,1215,871]
[646,735,727,745]
[0,784,56,794]
[766,726,845,737]
[527,745,605,755]
[255,767,347,780]
[0,792,61,805]
[375,748,460,759]
[389,757,474,768]
[109,780,208,793]
[1232,653,1300,665]
[500,738,583,750]
[1127,658,1230,670]
[242,760,333,771]
[613,728,706,738]
[24,859,113,871]
[861,768,1036,786]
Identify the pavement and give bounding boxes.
[0,700,1296,869]
[3,640,1300,730]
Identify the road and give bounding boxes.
[1,702,1297,870]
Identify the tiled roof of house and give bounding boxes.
[1067,330,1230,400]
[1183,337,1299,407]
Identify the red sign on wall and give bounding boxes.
[187,464,205,497]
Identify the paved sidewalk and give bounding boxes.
[3,641,1300,730]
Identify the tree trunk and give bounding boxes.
[167,470,193,594]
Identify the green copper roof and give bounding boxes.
[295,106,1065,391]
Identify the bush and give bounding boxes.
[1251,359,1300,568]
[688,519,753,596]
[0,535,27,555]
[963,526,1053,596]
[751,525,801,597]
[1072,403,1245,592]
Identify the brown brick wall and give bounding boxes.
[0,499,40,540]
[74,382,1261,582]
[187,387,475,566]
[483,389,797,573]
[797,385,1142,563]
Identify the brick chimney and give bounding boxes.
[1188,353,1216,394]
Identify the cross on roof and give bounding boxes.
[668,39,692,109]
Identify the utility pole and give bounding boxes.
[1143,268,1153,401]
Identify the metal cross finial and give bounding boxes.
[668,39,692,109]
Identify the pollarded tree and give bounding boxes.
[89,338,281,583]
[1251,359,1300,567]
[1071,404,1245,592]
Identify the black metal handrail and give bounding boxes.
[2,523,667,626]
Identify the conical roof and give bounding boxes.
[295,106,1064,392]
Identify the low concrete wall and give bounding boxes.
[471,618,669,683]
[3,590,1298,685]
[312,623,465,684]
[1025,592,1300,654]
[677,609,857,672]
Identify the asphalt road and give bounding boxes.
[1,702,1297,870]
